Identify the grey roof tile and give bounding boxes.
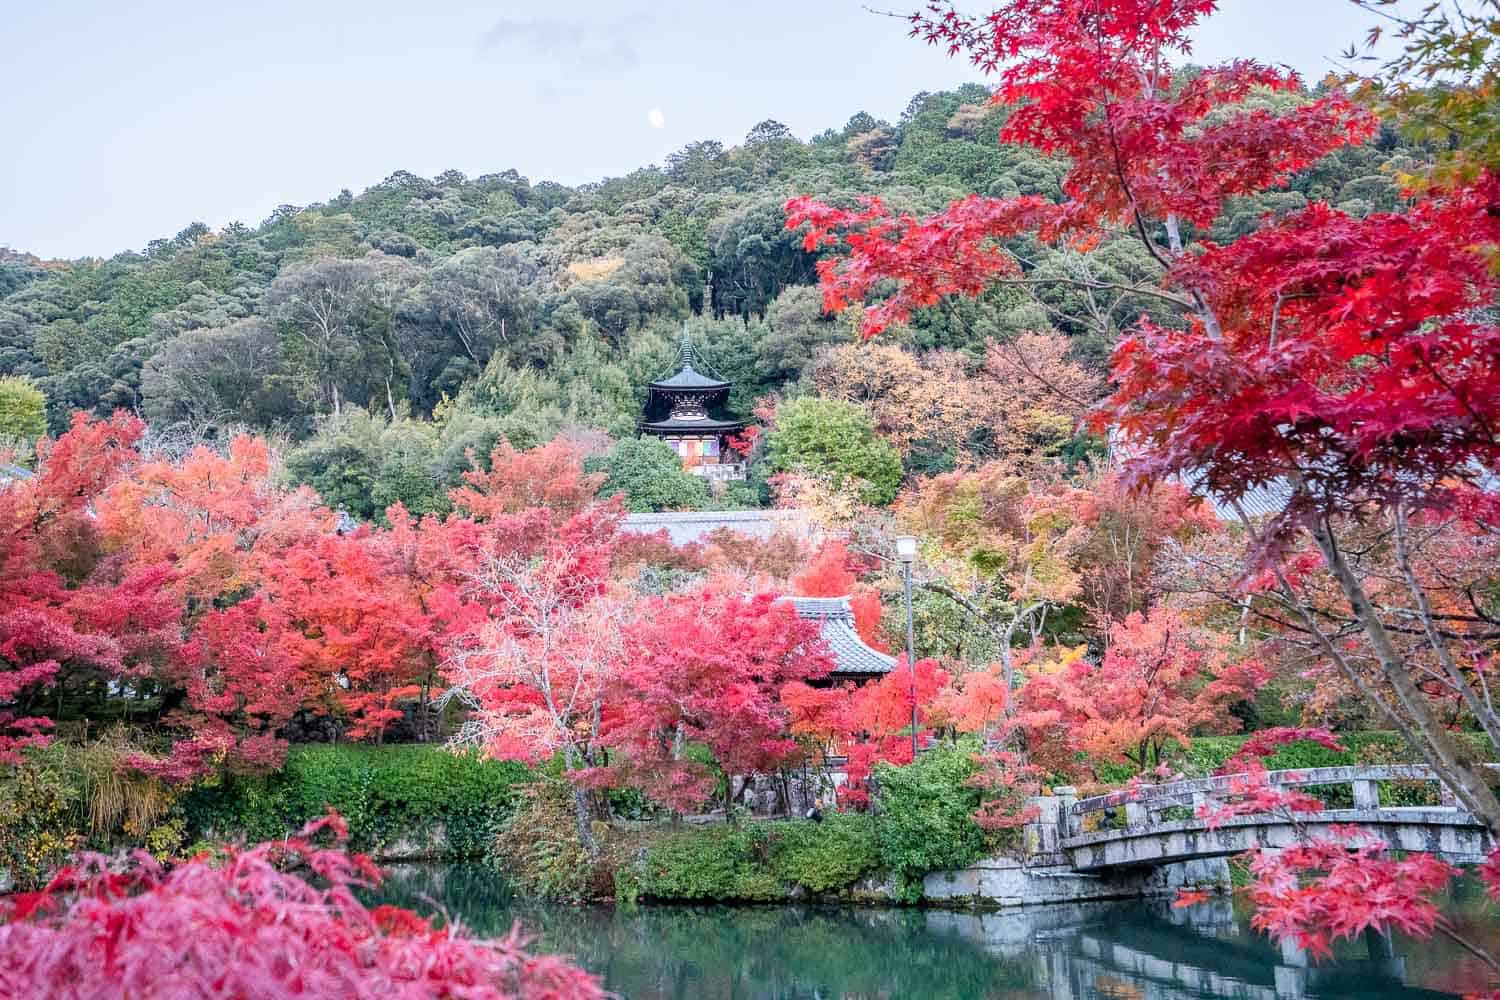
[648,365,729,392]
[779,595,897,678]
[1177,471,1294,521]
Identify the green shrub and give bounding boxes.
[179,744,530,857]
[589,437,710,512]
[637,826,766,901]
[0,374,46,444]
[873,747,986,900]
[0,745,84,890]
[766,397,904,505]
[1100,731,1497,807]
[768,813,881,893]
[1167,731,1495,777]
[492,782,605,904]
[629,814,881,903]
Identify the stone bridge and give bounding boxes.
[1023,764,1498,873]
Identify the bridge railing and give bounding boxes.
[1051,764,1500,841]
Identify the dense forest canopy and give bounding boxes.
[0,81,1417,517]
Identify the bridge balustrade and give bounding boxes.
[1058,764,1491,839]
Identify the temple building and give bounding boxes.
[780,596,896,684]
[640,334,748,482]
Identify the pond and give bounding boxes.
[369,863,1500,998]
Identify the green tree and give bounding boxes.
[0,375,47,444]
[141,319,300,429]
[285,407,447,521]
[873,747,986,900]
[755,285,846,383]
[767,397,903,505]
[591,437,709,512]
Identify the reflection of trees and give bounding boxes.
[368,864,1488,999]
[1407,877,1500,996]
[371,865,1037,999]
[511,903,1038,1000]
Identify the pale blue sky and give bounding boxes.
[2,1,1381,259]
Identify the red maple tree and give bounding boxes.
[791,539,890,651]
[789,0,1500,829]
[0,413,154,763]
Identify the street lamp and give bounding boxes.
[895,535,919,758]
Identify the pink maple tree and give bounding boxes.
[597,590,833,814]
[0,814,603,998]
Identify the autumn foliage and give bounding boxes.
[0,420,630,782]
[1022,609,1266,769]
[790,0,1500,970]
[595,591,833,812]
[789,1,1372,336]
[0,814,603,998]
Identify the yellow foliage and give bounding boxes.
[75,728,176,836]
[565,257,625,284]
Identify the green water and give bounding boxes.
[370,863,1500,998]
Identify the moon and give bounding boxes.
[647,107,666,129]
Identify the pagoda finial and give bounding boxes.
[678,323,695,371]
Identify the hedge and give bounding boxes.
[1175,731,1493,775]
[619,747,987,905]
[872,747,988,900]
[180,744,531,858]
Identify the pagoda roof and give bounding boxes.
[648,337,729,392]
[779,596,897,678]
[649,366,729,392]
[641,415,747,434]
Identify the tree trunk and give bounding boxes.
[562,745,599,857]
[1309,518,1500,834]
[571,783,598,856]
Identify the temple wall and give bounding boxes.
[620,509,817,546]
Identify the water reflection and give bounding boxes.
[370,863,1494,998]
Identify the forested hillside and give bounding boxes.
[0,83,1415,517]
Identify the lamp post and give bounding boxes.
[895,535,919,758]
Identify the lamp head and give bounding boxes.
[895,535,918,563]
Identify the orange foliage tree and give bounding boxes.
[1022,608,1266,770]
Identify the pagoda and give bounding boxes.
[640,332,748,481]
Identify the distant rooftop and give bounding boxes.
[1178,472,1292,521]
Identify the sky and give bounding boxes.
[1,0,1384,260]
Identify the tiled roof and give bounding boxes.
[779,595,897,678]
[649,338,729,392]
[1121,428,1500,524]
[648,365,729,392]
[1177,471,1293,521]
